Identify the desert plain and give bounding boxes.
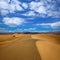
[0,33,60,60]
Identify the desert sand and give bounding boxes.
[0,33,60,60]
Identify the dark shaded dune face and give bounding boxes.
[0,39,41,60]
[53,34,60,44]
[47,34,60,44]
[31,34,60,44]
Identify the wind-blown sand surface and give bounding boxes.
[0,34,60,60]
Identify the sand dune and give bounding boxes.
[31,34,60,44]
[0,34,60,60]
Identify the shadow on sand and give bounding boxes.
[0,39,41,60]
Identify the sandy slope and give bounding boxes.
[0,34,60,60]
[36,41,60,60]
[31,34,60,44]
[32,34,60,60]
[0,39,41,60]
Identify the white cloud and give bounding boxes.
[22,11,36,16]
[36,21,60,28]
[3,17,25,27]
[51,21,60,28]
[0,1,9,9]
[9,4,16,13]
[29,1,47,14]
[29,1,44,10]
[22,3,28,9]
[9,3,23,13]
[0,0,24,15]
[0,0,10,3]
[36,6,46,14]
[23,28,36,31]
[29,0,60,17]
[0,9,9,15]
[15,4,23,11]
[0,0,60,17]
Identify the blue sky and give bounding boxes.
[0,0,60,32]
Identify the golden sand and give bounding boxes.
[0,34,60,60]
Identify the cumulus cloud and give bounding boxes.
[29,0,60,17]
[29,1,46,14]
[51,21,60,28]
[3,17,25,27]
[0,9,9,15]
[0,0,60,17]
[0,0,24,15]
[36,21,60,28]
